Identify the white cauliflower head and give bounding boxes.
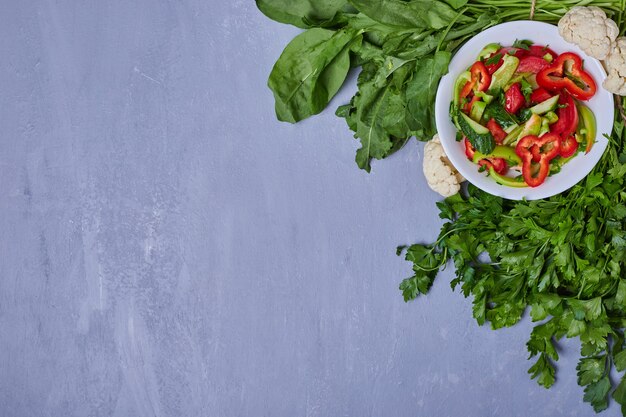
[603,37,626,95]
[558,6,619,60]
[422,134,464,198]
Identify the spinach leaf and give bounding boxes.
[268,28,359,123]
[350,64,408,172]
[442,0,468,8]
[256,0,350,28]
[405,50,450,139]
[348,0,468,30]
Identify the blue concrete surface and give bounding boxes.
[0,1,613,416]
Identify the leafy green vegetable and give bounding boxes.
[400,100,626,415]
[260,2,626,413]
[261,0,625,171]
[256,0,351,28]
[512,38,533,50]
[349,62,413,171]
[484,52,502,66]
[268,28,359,123]
[348,0,468,29]
[262,1,505,171]
[484,99,518,128]
[520,77,533,102]
[443,0,468,8]
[405,51,451,140]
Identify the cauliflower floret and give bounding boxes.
[558,6,619,60]
[422,134,464,198]
[603,37,626,95]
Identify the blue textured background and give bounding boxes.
[0,1,614,416]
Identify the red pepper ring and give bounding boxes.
[516,134,561,187]
[470,61,491,92]
[530,145,541,162]
[536,52,597,101]
[478,158,508,175]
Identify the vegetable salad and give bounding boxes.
[451,40,598,188]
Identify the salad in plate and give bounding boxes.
[451,40,598,188]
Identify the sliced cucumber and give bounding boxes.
[502,124,524,146]
[489,54,519,92]
[470,101,487,122]
[504,123,519,134]
[453,71,471,106]
[538,117,550,136]
[510,114,542,146]
[478,43,501,60]
[530,95,559,115]
[457,111,495,155]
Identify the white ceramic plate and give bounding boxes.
[435,21,614,200]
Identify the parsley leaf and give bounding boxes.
[520,78,533,102]
[512,39,533,50]
[484,53,502,66]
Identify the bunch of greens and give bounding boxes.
[259,0,626,414]
[399,100,626,414]
[258,0,624,172]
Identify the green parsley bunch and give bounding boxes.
[400,99,626,413]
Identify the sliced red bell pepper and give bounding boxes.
[486,118,507,144]
[504,83,525,114]
[536,52,597,100]
[530,144,541,162]
[459,61,491,103]
[528,45,556,60]
[560,135,579,158]
[550,93,579,138]
[517,56,550,74]
[478,158,508,175]
[516,134,561,187]
[470,61,490,92]
[459,78,475,101]
[464,95,480,113]
[464,137,475,160]
[530,88,552,104]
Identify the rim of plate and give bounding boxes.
[434,20,613,200]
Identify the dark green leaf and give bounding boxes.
[528,354,555,388]
[576,357,605,386]
[269,28,358,123]
[406,50,451,139]
[348,0,467,29]
[612,374,626,415]
[583,376,611,412]
[512,39,533,50]
[442,0,468,9]
[614,349,626,372]
[484,53,502,66]
[257,0,350,28]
